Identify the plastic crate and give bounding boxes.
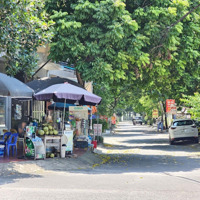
[74,141,88,148]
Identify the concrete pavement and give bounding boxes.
[1,121,200,200]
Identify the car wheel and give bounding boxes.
[169,137,174,145]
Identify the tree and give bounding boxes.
[0,0,53,80]
[129,0,200,100]
[45,0,200,123]
[126,0,200,127]
[181,93,200,121]
[46,0,148,86]
[93,81,135,116]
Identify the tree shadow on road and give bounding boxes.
[115,129,155,133]
[71,152,200,175]
[101,142,200,152]
[0,172,42,186]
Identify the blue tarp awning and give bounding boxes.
[48,103,91,111]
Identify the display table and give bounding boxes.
[40,135,62,158]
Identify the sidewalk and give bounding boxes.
[0,149,103,177]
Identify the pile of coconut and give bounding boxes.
[38,124,58,136]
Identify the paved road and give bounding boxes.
[1,121,200,200]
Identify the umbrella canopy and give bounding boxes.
[34,82,101,106]
[48,103,92,111]
[0,73,34,98]
[26,76,83,93]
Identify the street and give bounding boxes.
[1,121,200,200]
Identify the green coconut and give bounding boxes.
[38,130,44,136]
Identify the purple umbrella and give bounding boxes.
[34,82,101,106]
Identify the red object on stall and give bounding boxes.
[91,140,97,148]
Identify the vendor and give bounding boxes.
[18,121,27,138]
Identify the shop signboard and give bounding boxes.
[152,109,159,118]
[69,106,88,120]
[93,124,102,136]
[170,104,177,114]
[64,130,73,152]
[166,99,176,113]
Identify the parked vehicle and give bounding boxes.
[132,117,143,125]
[169,119,199,145]
[194,120,200,135]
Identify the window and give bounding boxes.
[32,101,45,122]
[0,97,6,126]
[173,120,193,126]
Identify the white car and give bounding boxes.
[169,119,199,145]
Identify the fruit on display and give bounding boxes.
[46,152,51,158]
[43,126,48,132]
[38,130,44,136]
[50,153,55,158]
[39,123,59,135]
[49,131,53,135]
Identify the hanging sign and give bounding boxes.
[64,130,73,152]
[152,109,159,118]
[69,106,88,120]
[93,124,102,136]
[166,99,175,113]
[166,99,177,114]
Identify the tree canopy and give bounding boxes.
[1,0,200,117]
[46,0,200,116]
[181,93,200,121]
[46,0,149,86]
[0,0,53,80]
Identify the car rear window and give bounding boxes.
[173,120,194,126]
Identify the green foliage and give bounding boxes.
[181,93,200,120]
[131,0,200,102]
[45,0,200,117]
[0,0,53,78]
[46,0,147,84]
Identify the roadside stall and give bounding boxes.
[0,73,33,135]
[34,82,101,157]
[69,106,90,149]
[0,73,34,158]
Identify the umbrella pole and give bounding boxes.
[96,105,98,141]
[53,102,56,124]
[62,99,66,134]
[90,106,92,133]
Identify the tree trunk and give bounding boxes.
[159,101,164,122]
[76,70,85,88]
[162,101,168,130]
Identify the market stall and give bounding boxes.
[34,82,101,156]
[0,73,33,135]
[69,106,91,149]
